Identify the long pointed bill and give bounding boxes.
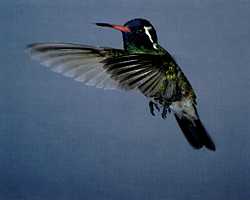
[96,23,131,32]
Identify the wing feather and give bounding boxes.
[27,43,168,95]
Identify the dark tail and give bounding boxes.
[174,113,216,151]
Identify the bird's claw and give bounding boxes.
[149,101,171,119]
[149,101,160,116]
[161,104,171,119]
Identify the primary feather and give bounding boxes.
[27,43,167,96]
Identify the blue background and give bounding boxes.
[1,0,250,199]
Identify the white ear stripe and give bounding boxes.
[144,26,154,43]
[144,26,158,50]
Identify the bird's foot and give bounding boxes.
[161,103,171,119]
[149,101,160,116]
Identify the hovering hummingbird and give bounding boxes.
[27,18,216,151]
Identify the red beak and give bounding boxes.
[96,23,131,33]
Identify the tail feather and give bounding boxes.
[175,114,216,151]
[172,99,216,151]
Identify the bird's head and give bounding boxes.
[96,18,159,52]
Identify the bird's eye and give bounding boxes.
[137,29,143,33]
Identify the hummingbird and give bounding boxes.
[27,18,216,151]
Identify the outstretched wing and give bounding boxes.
[27,43,167,97]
